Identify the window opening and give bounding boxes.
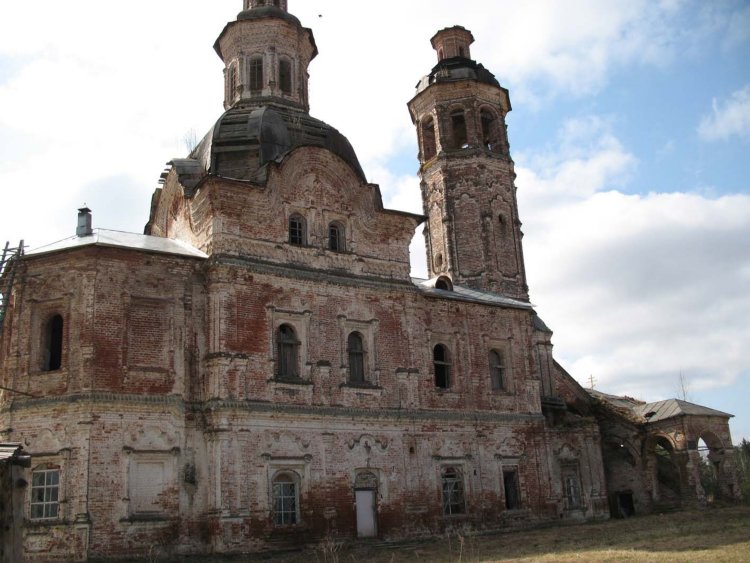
[277,324,299,379]
[328,222,345,252]
[489,350,505,390]
[433,344,451,389]
[249,57,264,92]
[503,468,521,509]
[31,468,60,520]
[272,474,298,525]
[458,46,466,58]
[563,471,582,509]
[228,64,238,101]
[441,466,465,515]
[348,332,365,384]
[481,109,503,153]
[450,110,468,149]
[421,117,437,161]
[279,59,292,95]
[43,314,63,371]
[435,277,452,291]
[289,215,306,246]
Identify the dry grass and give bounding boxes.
[249,505,750,563]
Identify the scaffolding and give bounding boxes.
[0,241,24,330]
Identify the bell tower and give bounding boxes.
[214,0,317,111]
[408,27,529,301]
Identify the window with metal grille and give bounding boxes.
[289,215,305,245]
[30,468,60,520]
[348,332,365,383]
[277,324,299,379]
[441,466,465,515]
[249,57,264,92]
[279,59,292,94]
[433,344,451,389]
[272,474,298,525]
[489,350,505,390]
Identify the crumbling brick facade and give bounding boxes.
[0,2,739,561]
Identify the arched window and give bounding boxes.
[43,314,63,372]
[228,64,238,101]
[348,332,365,383]
[441,466,465,515]
[489,350,505,390]
[279,58,292,94]
[458,46,466,58]
[289,214,306,246]
[249,56,264,92]
[328,222,345,252]
[433,344,451,389]
[450,110,468,149]
[276,324,299,379]
[435,276,452,291]
[272,472,299,525]
[421,117,437,161]
[481,109,502,153]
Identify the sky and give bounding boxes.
[1,1,748,442]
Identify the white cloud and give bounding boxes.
[516,120,750,405]
[698,85,750,142]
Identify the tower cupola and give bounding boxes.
[431,26,474,61]
[214,1,317,111]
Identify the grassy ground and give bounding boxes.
[246,505,750,563]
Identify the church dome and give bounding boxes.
[189,104,366,184]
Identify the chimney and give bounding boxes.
[76,207,93,237]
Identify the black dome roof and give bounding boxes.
[415,56,500,95]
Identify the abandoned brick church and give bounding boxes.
[0,1,742,560]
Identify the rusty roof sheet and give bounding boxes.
[635,399,733,423]
[412,277,532,310]
[26,229,208,259]
[0,443,23,464]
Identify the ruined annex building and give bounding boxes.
[0,1,742,560]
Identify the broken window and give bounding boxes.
[30,467,60,520]
[450,110,468,149]
[503,468,521,509]
[277,324,299,379]
[42,314,63,372]
[348,332,365,384]
[328,222,345,252]
[279,58,292,94]
[249,56,264,92]
[562,467,583,509]
[441,466,465,515]
[433,344,451,389]
[481,109,502,153]
[421,117,437,161]
[289,214,306,246]
[272,473,299,525]
[489,350,505,391]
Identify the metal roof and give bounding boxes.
[0,443,28,465]
[635,399,733,423]
[26,229,208,259]
[412,277,532,310]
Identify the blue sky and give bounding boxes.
[1,0,748,441]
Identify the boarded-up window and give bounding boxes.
[433,344,450,389]
[131,460,166,515]
[489,350,505,390]
[348,332,365,383]
[127,300,169,369]
[279,59,292,94]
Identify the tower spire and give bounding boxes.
[408,27,529,300]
